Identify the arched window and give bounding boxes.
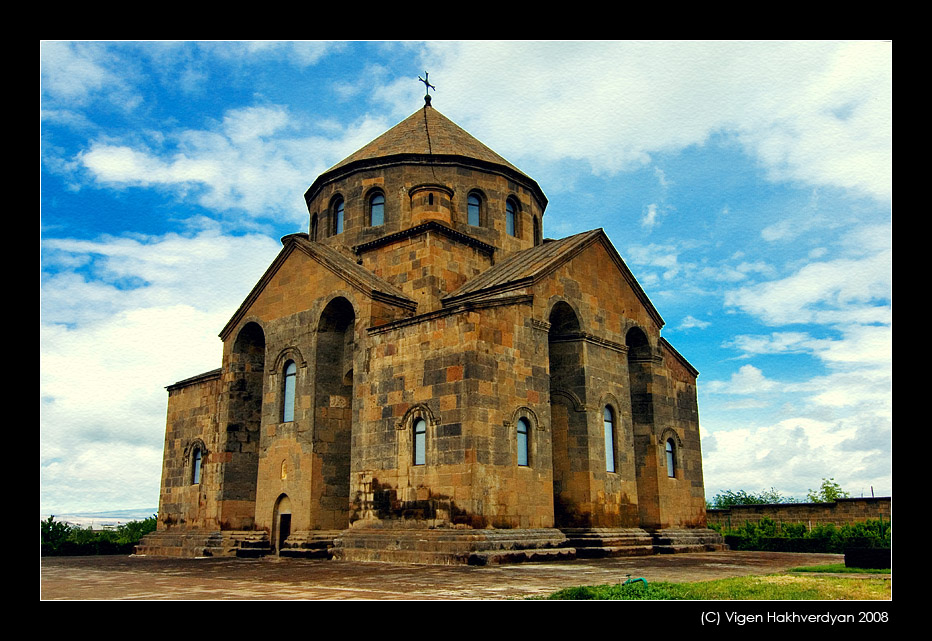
[517,417,530,466]
[369,192,384,227]
[333,197,345,235]
[533,216,541,246]
[467,193,481,226]
[604,406,616,473]
[282,360,297,422]
[311,214,319,241]
[413,418,427,465]
[191,447,202,485]
[666,438,676,478]
[506,199,517,236]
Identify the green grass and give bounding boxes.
[541,570,891,600]
[788,563,891,574]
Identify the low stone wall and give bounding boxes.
[707,497,891,530]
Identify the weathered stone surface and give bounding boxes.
[148,102,722,563]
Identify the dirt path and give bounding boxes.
[41,550,851,600]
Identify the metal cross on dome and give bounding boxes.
[418,72,436,97]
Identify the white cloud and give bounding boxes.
[724,247,891,327]
[735,42,892,201]
[678,315,711,330]
[623,242,685,282]
[204,41,345,68]
[641,203,659,229]
[725,331,827,357]
[41,441,165,513]
[75,104,393,222]
[702,416,890,498]
[41,41,135,107]
[407,41,890,202]
[40,227,282,512]
[221,105,292,143]
[705,364,778,395]
[703,319,891,499]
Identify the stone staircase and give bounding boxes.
[134,526,725,562]
[205,531,272,558]
[650,528,727,554]
[559,528,656,558]
[134,530,271,558]
[278,531,340,559]
[333,527,574,565]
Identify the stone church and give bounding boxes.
[137,94,723,564]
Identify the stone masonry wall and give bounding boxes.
[707,497,892,529]
[309,164,544,261]
[158,371,223,531]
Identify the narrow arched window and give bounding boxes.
[604,406,616,473]
[414,418,426,465]
[282,360,296,422]
[311,214,319,241]
[333,197,345,235]
[666,438,676,478]
[192,447,202,485]
[517,417,530,466]
[369,192,384,227]
[533,216,541,246]
[467,193,481,226]
[506,199,517,236]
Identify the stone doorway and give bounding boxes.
[273,494,292,554]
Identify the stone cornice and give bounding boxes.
[367,294,533,336]
[305,154,548,214]
[548,331,628,354]
[166,368,222,391]
[352,220,496,257]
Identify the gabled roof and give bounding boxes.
[442,229,664,328]
[290,235,416,308]
[219,234,416,341]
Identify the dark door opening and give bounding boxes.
[278,514,291,550]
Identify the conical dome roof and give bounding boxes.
[327,104,527,175]
[306,102,545,207]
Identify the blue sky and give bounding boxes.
[40,41,892,515]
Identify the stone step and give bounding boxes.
[559,528,655,549]
[467,547,577,566]
[136,526,727,562]
[135,530,272,558]
[333,527,570,565]
[650,529,727,553]
[278,530,340,559]
[278,547,332,559]
[574,544,656,558]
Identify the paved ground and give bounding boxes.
[41,550,855,600]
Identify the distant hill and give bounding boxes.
[40,508,157,529]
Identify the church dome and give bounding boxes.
[303,100,547,258]
[306,102,544,207]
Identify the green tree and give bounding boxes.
[707,487,795,509]
[40,516,73,552]
[115,514,157,544]
[806,477,850,503]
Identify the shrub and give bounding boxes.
[115,515,157,544]
[719,518,890,554]
[707,488,797,509]
[40,514,158,556]
[40,516,74,555]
